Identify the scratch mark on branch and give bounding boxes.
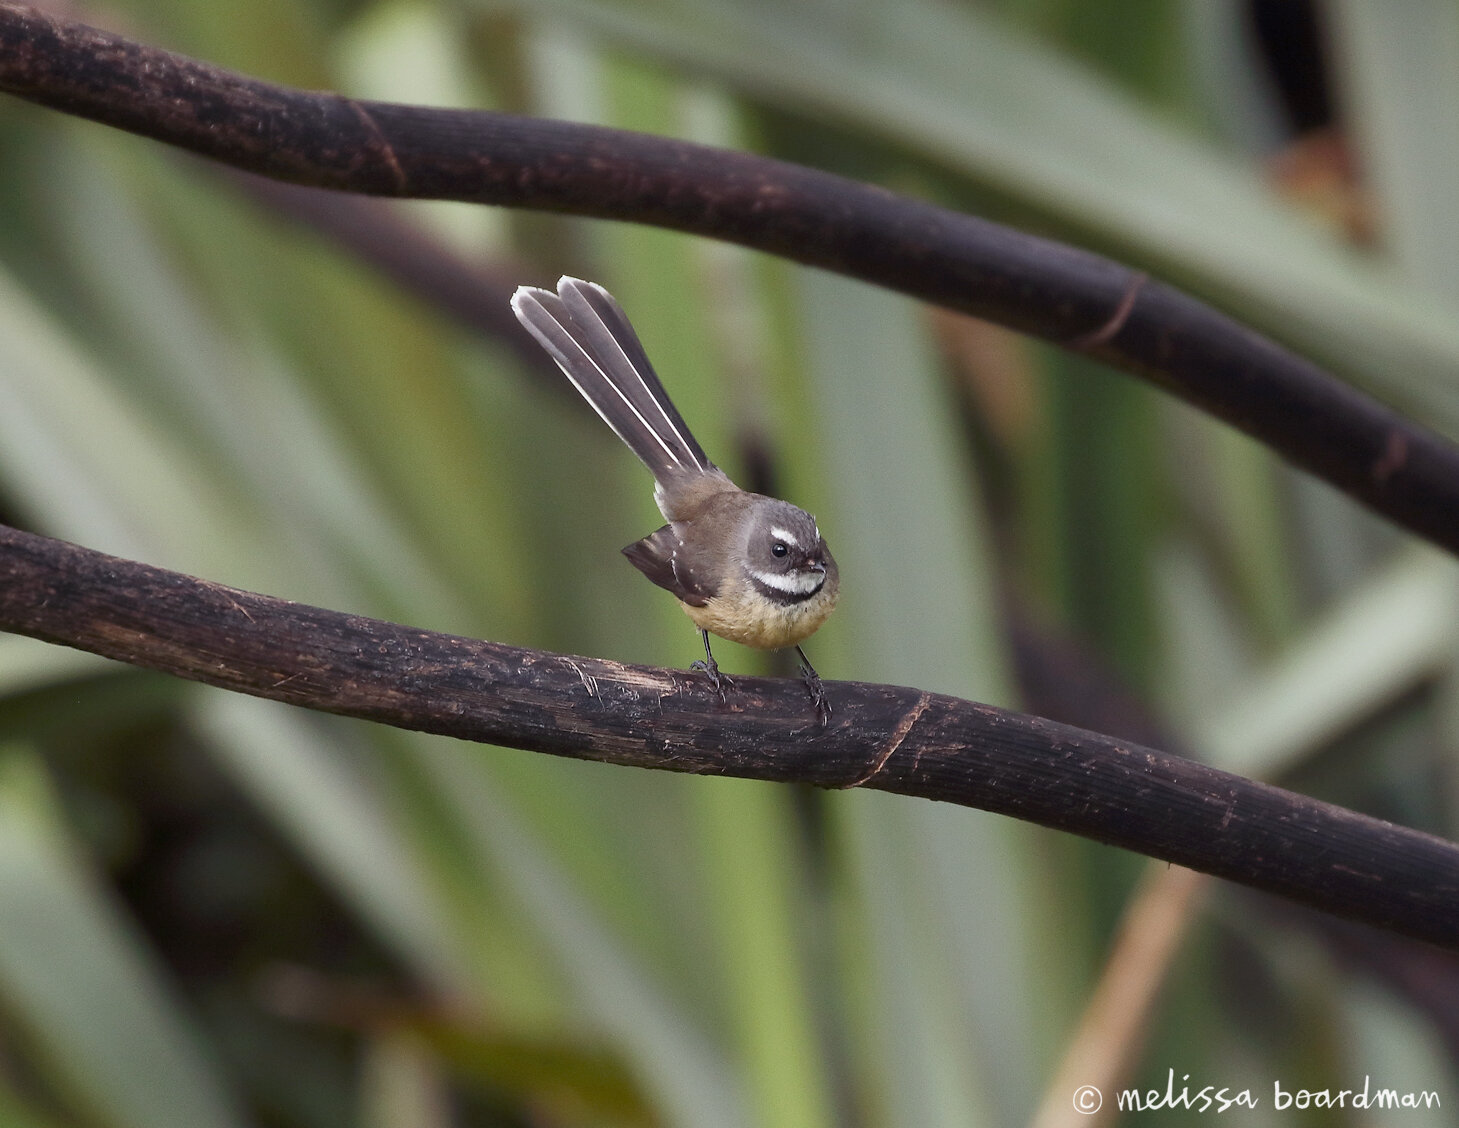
[1070,272,1148,350]
[347,100,407,192]
[1373,431,1408,485]
[565,658,599,698]
[845,692,931,788]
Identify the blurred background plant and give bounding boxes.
[0,0,1456,1125]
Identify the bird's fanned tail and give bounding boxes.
[511,277,712,485]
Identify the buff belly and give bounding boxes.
[680,584,839,649]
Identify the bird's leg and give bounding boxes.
[690,630,734,701]
[796,645,832,726]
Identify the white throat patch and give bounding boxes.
[748,566,824,595]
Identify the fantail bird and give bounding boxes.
[511,276,839,723]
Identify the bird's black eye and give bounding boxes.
[771,542,789,558]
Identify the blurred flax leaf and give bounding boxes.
[411,1020,659,1125]
[120,0,334,86]
[1331,2,1459,301]
[0,263,257,575]
[42,134,468,624]
[0,750,244,1128]
[416,742,754,1128]
[131,155,541,632]
[693,778,834,1128]
[0,636,115,697]
[492,0,1459,430]
[360,1032,453,1128]
[1188,484,1459,782]
[0,1087,71,1128]
[192,694,468,992]
[834,796,995,1127]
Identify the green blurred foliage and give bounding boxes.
[0,1,1457,1126]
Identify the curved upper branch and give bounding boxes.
[3,2,1459,557]
[2,522,1457,950]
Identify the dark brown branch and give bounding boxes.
[4,3,1459,557]
[2,522,1457,950]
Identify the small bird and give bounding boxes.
[512,276,839,722]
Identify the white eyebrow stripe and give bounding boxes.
[748,567,824,595]
[769,526,800,548]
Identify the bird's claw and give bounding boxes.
[797,649,832,727]
[690,657,734,702]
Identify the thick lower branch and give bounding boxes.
[2,522,1456,950]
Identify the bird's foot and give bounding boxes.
[690,657,735,703]
[796,646,832,727]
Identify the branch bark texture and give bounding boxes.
[2,523,1456,950]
